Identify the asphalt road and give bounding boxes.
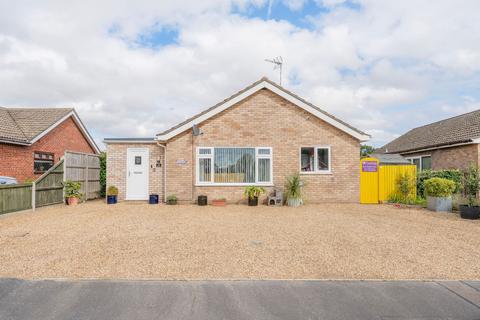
[0,279,479,320]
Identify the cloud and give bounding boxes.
[0,0,479,149]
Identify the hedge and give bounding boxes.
[417,169,462,198]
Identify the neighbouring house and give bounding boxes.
[0,107,100,182]
[104,77,370,203]
[381,109,480,171]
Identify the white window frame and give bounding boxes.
[196,147,273,186]
[406,155,431,171]
[299,146,332,174]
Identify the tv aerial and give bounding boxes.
[265,56,283,85]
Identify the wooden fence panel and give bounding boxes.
[64,151,101,200]
[35,160,65,207]
[0,151,100,214]
[0,183,32,214]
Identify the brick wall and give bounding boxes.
[106,143,164,201]
[166,88,360,203]
[404,144,479,171]
[0,117,95,182]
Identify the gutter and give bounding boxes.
[0,139,31,146]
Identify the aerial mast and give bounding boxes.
[264,56,283,85]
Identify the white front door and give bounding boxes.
[126,148,149,200]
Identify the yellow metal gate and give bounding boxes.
[360,157,416,204]
[360,157,380,204]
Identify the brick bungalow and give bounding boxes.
[0,107,100,182]
[104,77,370,203]
[381,109,480,171]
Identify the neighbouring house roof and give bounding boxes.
[0,107,100,153]
[155,77,370,142]
[382,109,480,154]
[370,153,410,165]
[103,137,157,144]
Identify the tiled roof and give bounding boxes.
[0,107,73,144]
[382,109,480,153]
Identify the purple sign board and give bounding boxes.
[362,161,378,172]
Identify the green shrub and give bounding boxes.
[63,180,83,199]
[243,186,265,200]
[424,178,456,197]
[106,185,118,196]
[99,152,106,197]
[417,169,461,197]
[166,194,177,202]
[462,165,480,207]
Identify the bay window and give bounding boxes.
[300,146,331,173]
[196,147,272,185]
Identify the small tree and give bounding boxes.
[396,172,416,203]
[360,145,375,157]
[462,165,480,207]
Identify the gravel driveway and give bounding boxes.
[0,201,479,280]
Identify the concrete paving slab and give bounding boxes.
[0,279,479,320]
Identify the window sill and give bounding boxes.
[300,171,332,175]
[195,183,274,187]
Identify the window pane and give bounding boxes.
[317,148,329,171]
[301,147,314,172]
[258,148,270,155]
[34,160,53,173]
[258,158,271,182]
[199,148,211,155]
[199,158,211,182]
[421,156,431,170]
[214,148,255,183]
[135,156,141,165]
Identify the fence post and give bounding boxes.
[85,154,89,202]
[32,182,36,211]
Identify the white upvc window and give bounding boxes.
[196,147,273,186]
[406,155,431,171]
[299,146,331,174]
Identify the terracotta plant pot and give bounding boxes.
[67,197,79,206]
[212,199,226,206]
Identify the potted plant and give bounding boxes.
[212,198,227,206]
[63,180,82,206]
[166,194,177,205]
[459,165,480,219]
[243,186,265,206]
[106,186,118,204]
[285,174,303,207]
[424,177,456,212]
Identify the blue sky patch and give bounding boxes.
[108,23,179,48]
[136,25,179,48]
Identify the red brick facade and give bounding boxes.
[0,117,96,182]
